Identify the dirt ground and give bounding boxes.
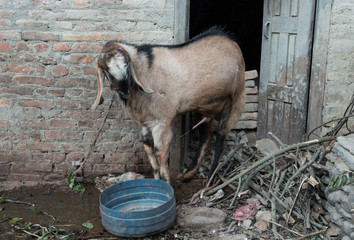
[0,178,216,240]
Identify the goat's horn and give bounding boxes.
[91,64,104,110]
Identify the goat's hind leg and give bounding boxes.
[209,98,233,181]
[142,127,160,180]
[179,118,211,182]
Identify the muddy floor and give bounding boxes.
[0,178,206,240]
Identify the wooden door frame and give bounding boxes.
[307,0,332,139]
[169,0,190,178]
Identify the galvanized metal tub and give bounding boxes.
[99,178,176,237]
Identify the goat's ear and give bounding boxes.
[91,63,104,110]
[128,61,154,94]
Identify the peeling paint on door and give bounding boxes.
[258,0,316,144]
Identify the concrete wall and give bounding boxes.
[0,0,174,187]
[323,0,354,125]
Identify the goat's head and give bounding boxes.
[91,42,154,110]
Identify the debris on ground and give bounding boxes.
[95,172,145,192]
[233,198,260,221]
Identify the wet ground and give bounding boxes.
[0,178,205,240]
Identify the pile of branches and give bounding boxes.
[189,94,354,239]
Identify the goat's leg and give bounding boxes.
[179,120,211,182]
[151,122,173,183]
[209,98,233,181]
[142,127,160,180]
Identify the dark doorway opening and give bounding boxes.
[190,0,264,73]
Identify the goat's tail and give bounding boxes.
[227,67,246,133]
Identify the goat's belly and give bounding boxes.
[194,100,226,117]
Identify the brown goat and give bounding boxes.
[91,28,246,184]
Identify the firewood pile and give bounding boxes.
[184,94,354,239]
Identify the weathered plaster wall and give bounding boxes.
[323,0,354,126]
[0,0,174,187]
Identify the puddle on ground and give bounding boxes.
[0,178,205,239]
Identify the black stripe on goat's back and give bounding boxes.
[136,26,233,68]
[174,26,234,48]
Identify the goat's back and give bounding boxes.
[146,35,245,117]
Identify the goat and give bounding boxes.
[91,27,246,184]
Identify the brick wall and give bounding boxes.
[323,0,354,125]
[0,0,174,187]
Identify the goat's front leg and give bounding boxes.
[151,122,173,184]
[142,127,160,180]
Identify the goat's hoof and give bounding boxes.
[177,173,192,183]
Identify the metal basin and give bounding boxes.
[99,178,176,237]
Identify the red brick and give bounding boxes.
[27,142,54,152]
[0,19,11,29]
[16,76,55,87]
[18,99,54,108]
[22,31,59,42]
[57,77,91,88]
[35,65,46,75]
[0,42,9,52]
[48,89,65,97]
[0,120,10,128]
[8,174,43,182]
[0,86,33,96]
[62,54,95,64]
[0,141,12,151]
[33,152,66,163]
[15,19,49,28]
[73,0,93,8]
[34,43,49,52]
[66,88,83,96]
[0,10,14,18]
[13,0,31,8]
[17,121,49,130]
[92,163,125,174]
[0,152,27,162]
[66,152,84,161]
[24,54,34,62]
[50,119,77,128]
[0,98,10,107]
[44,130,62,140]
[11,162,53,174]
[0,163,10,176]
[5,64,30,74]
[56,99,81,109]
[90,42,104,52]
[63,33,102,41]
[72,42,88,52]
[78,120,96,128]
[64,131,83,140]
[0,0,10,7]
[38,56,57,65]
[0,75,12,84]
[72,66,81,74]
[53,43,70,52]
[15,42,29,51]
[0,30,20,40]
[53,65,69,76]
[83,66,96,75]
[34,0,51,8]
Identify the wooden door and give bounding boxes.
[258,0,316,144]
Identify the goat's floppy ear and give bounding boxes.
[91,61,105,110]
[127,58,154,94]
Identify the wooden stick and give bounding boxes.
[286,176,308,225]
[205,136,335,196]
[267,220,304,237]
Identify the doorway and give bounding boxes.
[190,0,264,73]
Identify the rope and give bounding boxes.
[73,92,117,178]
